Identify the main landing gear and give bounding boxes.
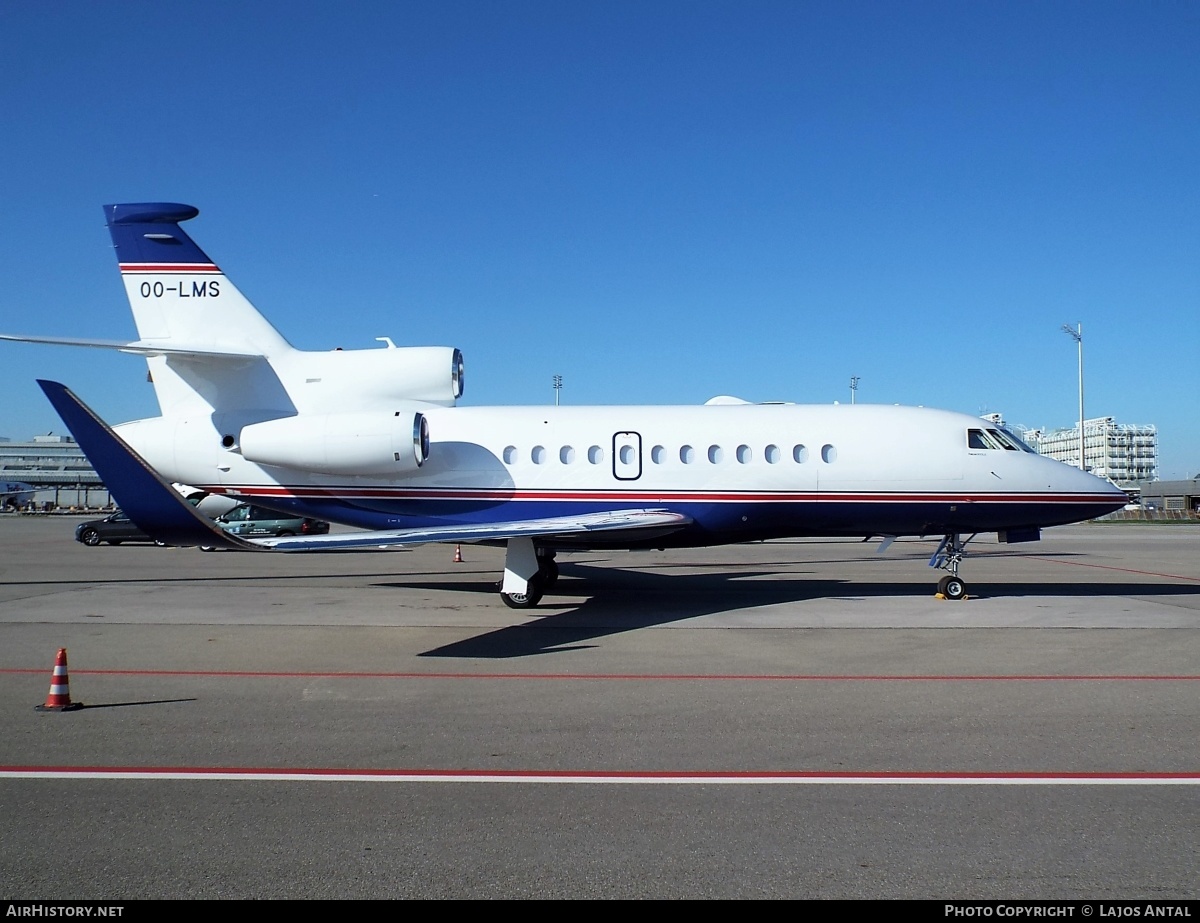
[930,533,974,601]
[499,537,558,609]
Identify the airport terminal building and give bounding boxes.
[0,435,111,509]
[1138,477,1200,515]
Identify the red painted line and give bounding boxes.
[1029,556,1200,583]
[213,484,1117,504]
[119,263,220,273]
[1,668,1196,681]
[1,766,1197,783]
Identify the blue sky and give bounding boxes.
[1,1,1197,478]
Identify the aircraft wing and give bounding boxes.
[254,509,692,552]
[36,379,692,551]
[2,334,259,359]
[37,379,258,549]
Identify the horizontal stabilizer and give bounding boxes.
[1,333,260,359]
[36,380,255,550]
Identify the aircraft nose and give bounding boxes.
[1071,465,1129,504]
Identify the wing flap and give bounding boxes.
[253,509,693,552]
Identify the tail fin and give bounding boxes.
[106,204,291,355]
[5,203,465,432]
[104,203,297,417]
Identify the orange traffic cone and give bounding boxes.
[454,544,463,563]
[35,648,82,712]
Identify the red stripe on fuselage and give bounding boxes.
[204,485,1118,504]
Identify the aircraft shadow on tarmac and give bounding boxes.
[411,561,1200,660]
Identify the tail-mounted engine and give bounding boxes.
[279,345,464,410]
[239,408,431,476]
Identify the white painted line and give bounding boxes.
[2,769,1198,784]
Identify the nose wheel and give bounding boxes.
[930,533,973,600]
[937,574,967,601]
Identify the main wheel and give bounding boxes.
[501,574,545,609]
[938,575,967,600]
[540,558,559,588]
[80,528,101,546]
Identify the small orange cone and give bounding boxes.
[36,648,82,712]
[453,544,463,563]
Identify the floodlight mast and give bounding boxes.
[1061,323,1084,470]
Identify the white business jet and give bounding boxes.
[1,204,1126,607]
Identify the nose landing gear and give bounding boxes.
[930,533,974,600]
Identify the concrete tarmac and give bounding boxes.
[0,515,1197,900]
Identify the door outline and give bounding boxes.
[612,431,642,481]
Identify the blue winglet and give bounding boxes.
[36,380,253,550]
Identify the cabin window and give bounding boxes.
[793,444,808,463]
[821,444,837,463]
[588,445,604,464]
[680,445,696,464]
[736,444,752,464]
[765,444,780,464]
[708,445,723,464]
[559,446,575,464]
[532,445,547,464]
[651,445,665,464]
[503,446,517,465]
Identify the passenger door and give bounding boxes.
[613,431,641,481]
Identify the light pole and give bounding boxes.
[850,376,859,405]
[553,374,562,406]
[1061,323,1084,470]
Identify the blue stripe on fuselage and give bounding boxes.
[202,491,1124,544]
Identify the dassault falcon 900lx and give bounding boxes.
[0,203,1126,606]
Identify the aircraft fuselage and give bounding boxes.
[114,401,1123,545]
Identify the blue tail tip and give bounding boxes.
[104,203,199,226]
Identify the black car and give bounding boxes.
[74,511,168,547]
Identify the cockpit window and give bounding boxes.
[989,429,1018,450]
[967,429,1002,450]
[992,426,1037,453]
[968,427,1038,453]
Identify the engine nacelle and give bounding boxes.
[239,410,430,476]
[276,345,464,412]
